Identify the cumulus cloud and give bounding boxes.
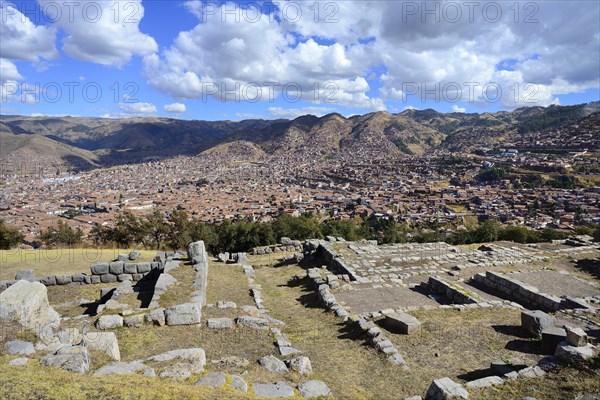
[164,102,186,113]
[119,102,157,114]
[267,106,336,119]
[143,2,382,110]
[451,105,466,113]
[37,0,157,67]
[139,1,599,112]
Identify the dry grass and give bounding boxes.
[0,248,156,280]
[469,361,600,400]
[253,263,416,400]
[384,307,542,388]
[47,282,116,317]
[206,262,254,306]
[155,263,197,309]
[0,355,261,400]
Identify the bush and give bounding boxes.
[0,219,24,249]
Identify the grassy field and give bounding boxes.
[0,356,265,400]
[0,248,157,280]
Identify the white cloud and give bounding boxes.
[164,102,186,113]
[267,106,336,119]
[142,1,598,112]
[143,2,381,110]
[119,102,157,114]
[37,0,157,67]
[0,59,23,81]
[451,105,466,113]
[0,3,58,62]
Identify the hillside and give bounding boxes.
[1,101,598,169]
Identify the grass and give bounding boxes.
[468,361,600,400]
[154,263,197,309]
[253,263,420,399]
[206,262,254,306]
[384,307,541,387]
[0,248,156,280]
[0,355,261,400]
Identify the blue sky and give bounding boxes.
[1,0,599,120]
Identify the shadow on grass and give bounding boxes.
[574,258,600,281]
[457,367,496,381]
[492,324,531,339]
[505,339,541,354]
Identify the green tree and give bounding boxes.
[471,219,502,243]
[39,220,83,247]
[0,219,24,249]
[143,210,170,250]
[167,210,192,250]
[108,212,146,247]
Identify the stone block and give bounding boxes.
[71,274,85,283]
[565,325,587,347]
[39,276,57,286]
[109,261,124,275]
[95,315,124,330]
[123,263,138,274]
[425,377,468,399]
[136,263,151,274]
[91,263,109,275]
[100,274,117,283]
[165,303,201,326]
[117,274,132,282]
[384,311,421,334]
[56,275,72,285]
[541,327,567,355]
[521,310,555,338]
[90,275,101,284]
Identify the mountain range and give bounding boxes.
[1,102,598,170]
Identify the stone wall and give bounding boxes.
[315,243,358,281]
[189,241,209,306]
[0,252,167,290]
[473,271,563,311]
[427,277,482,305]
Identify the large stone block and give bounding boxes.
[425,377,468,399]
[565,325,588,347]
[41,346,89,374]
[384,312,421,335]
[541,327,567,355]
[236,316,270,330]
[0,280,60,331]
[145,308,165,326]
[136,263,151,274]
[521,310,555,337]
[165,303,201,326]
[96,315,124,330]
[83,331,120,360]
[91,263,109,275]
[298,380,332,399]
[100,274,117,283]
[123,263,138,274]
[56,275,72,285]
[109,261,124,275]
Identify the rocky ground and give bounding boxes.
[0,240,599,399]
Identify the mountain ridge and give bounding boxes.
[1,101,598,169]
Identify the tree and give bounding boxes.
[471,219,502,243]
[39,220,83,247]
[323,218,362,241]
[0,219,24,249]
[143,210,170,250]
[108,212,146,247]
[189,220,218,254]
[166,210,192,250]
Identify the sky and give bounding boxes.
[1,0,599,120]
